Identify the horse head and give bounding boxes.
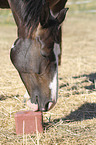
[10,1,68,111]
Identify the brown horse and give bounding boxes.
[0,0,68,64]
[0,0,68,111]
[0,0,67,14]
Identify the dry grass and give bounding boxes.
[0,5,96,145]
[0,25,26,96]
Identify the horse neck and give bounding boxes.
[8,0,25,34]
[8,0,42,38]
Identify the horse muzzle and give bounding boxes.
[26,99,55,112]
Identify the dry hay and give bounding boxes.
[0,7,96,145]
[1,93,96,144]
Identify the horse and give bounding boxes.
[0,0,68,112]
[0,0,68,65]
[0,0,68,15]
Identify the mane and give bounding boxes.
[23,0,44,32]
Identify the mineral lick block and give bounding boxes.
[15,111,43,134]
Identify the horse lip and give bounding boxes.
[27,100,38,111]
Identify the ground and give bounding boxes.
[0,1,96,144]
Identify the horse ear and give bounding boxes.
[56,8,69,24]
[40,2,50,27]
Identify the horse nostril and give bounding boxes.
[45,102,49,111]
[48,102,53,110]
[36,96,39,104]
[45,102,53,111]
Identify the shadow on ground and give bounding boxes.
[0,94,19,101]
[73,72,96,91]
[44,102,96,129]
[58,73,96,98]
[73,73,96,83]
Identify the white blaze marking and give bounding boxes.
[49,72,58,102]
[54,43,60,63]
[49,43,60,103]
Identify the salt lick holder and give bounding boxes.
[15,111,43,134]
